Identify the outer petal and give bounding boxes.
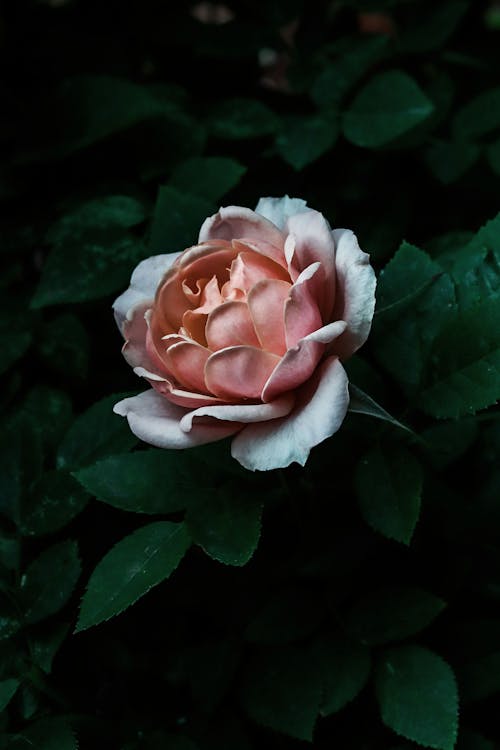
[179,392,295,431]
[255,196,310,230]
[113,390,239,450]
[330,229,377,359]
[231,356,349,471]
[121,302,165,376]
[285,210,336,319]
[284,262,323,349]
[113,253,182,331]
[133,366,228,408]
[199,206,285,248]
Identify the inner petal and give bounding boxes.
[247,278,292,356]
[228,248,290,295]
[164,341,212,395]
[206,301,260,351]
[205,346,281,400]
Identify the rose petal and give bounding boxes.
[284,262,323,349]
[199,206,285,249]
[285,210,336,319]
[255,196,310,230]
[164,341,211,394]
[231,356,349,470]
[133,366,229,407]
[206,301,260,350]
[113,252,181,331]
[227,249,290,294]
[113,390,239,450]
[261,320,347,402]
[247,279,291,356]
[121,302,165,375]
[330,228,377,359]
[205,346,281,399]
[179,392,295,432]
[231,238,288,271]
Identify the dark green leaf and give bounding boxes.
[30,622,70,674]
[348,385,413,435]
[453,87,500,140]
[421,420,478,468]
[342,70,434,148]
[313,633,371,716]
[425,140,479,184]
[244,587,324,644]
[375,646,458,750]
[458,650,500,703]
[46,195,146,245]
[457,729,496,750]
[57,393,137,471]
[398,1,468,53]
[275,115,338,170]
[8,716,77,750]
[170,157,246,201]
[76,521,191,631]
[0,312,32,376]
[344,587,446,646]
[21,470,90,537]
[0,596,21,640]
[240,645,323,741]
[186,484,262,566]
[20,540,81,625]
[355,445,423,544]
[73,450,189,514]
[208,98,279,140]
[36,314,90,380]
[487,136,500,174]
[149,186,214,254]
[0,415,43,524]
[0,678,19,712]
[21,387,73,454]
[185,639,241,713]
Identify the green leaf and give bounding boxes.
[344,587,446,646]
[421,420,478,468]
[0,415,43,524]
[375,646,459,750]
[487,136,500,175]
[275,115,338,170]
[184,639,241,713]
[457,729,496,750]
[355,445,423,544]
[20,540,81,625]
[244,587,324,644]
[30,622,70,674]
[46,195,146,245]
[208,98,279,140]
[36,313,90,380]
[0,595,21,640]
[458,650,500,703]
[76,521,191,631]
[186,484,262,566]
[348,385,413,435]
[73,450,189,514]
[57,393,137,471]
[398,0,468,53]
[425,140,479,184]
[453,87,500,140]
[8,716,77,750]
[419,297,500,418]
[0,678,19,712]
[313,633,371,716]
[149,186,214,254]
[21,387,73,454]
[0,310,32,375]
[20,470,90,537]
[342,70,434,148]
[170,157,246,201]
[240,645,323,741]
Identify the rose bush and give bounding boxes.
[113,196,376,470]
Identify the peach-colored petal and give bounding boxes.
[176,239,232,269]
[285,210,336,319]
[113,252,181,331]
[199,205,285,249]
[330,228,377,359]
[205,301,260,350]
[284,262,323,349]
[227,249,290,294]
[133,366,229,408]
[194,274,224,313]
[164,341,211,394]
[231,238,288,270]
[231,356,349,470]
[262,320,347,402]
[113,390,240,450]
[205,346,281,400]
[247,279,291,356]
[181,310,208,346]
[179,392,295,431]
[182,249,236,292]
[155,274,189,331]
[255,196,309,230]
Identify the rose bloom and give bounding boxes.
[113,197,376,471]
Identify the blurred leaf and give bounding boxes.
[21,387,73,454]
[453,87,500,140]
[458,650,500,703]
[244,587,324,644]
[420,419,478,468]
[0,309,33,376]
[20,540,81,625]
[74,450,189,514]
[46,195,146,245]
[275,115,338,170]
[76,521,191,631]
[343,586,446,646]
[57,392,137,471]
[30,622,70,674]
[313,633,371,716]
[398,0,468,53]
[487,136,500,174]
[342,70,434,148]
[355,445,423,544]
[7,716,77,750]
[0,596,21,640]
[0,533,20,572]
[0,678,19,712]
[186,484,263,566]
[425,139,480,184]
[240,645,322,741]
[419,297,500,417]
[457,729,496,750]
[170,157,246,201]
[20,470,90,537]
[208,99,279,140]
[36,314,90,380]
[184,639,241,713]
[0,415,43,524]
[348,385,413,434]
[149,186,214,254]
[375,646,458,750]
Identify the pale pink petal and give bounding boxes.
[255,196,310,230]
[247,279,291,356]
[177,239,232,269]
[330,229,377,359]
[205,346,281,400]
[113,390,239,450]
[155,274,189,331]
[262,320,347,402]
[113,252,181,331]
[164,341,211,394]
[179,392,295,431]
[231,238,288,270]
[231,356,349,470]
[206,301,260,350]
[227,249,289,294]
[121,302,166,376]
[284,262,323,349]
[284,234,299,281]
[133,366,229,408]
[199,206,285,248]
[285,210,336,319]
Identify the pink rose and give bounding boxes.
[112,197,376,471]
